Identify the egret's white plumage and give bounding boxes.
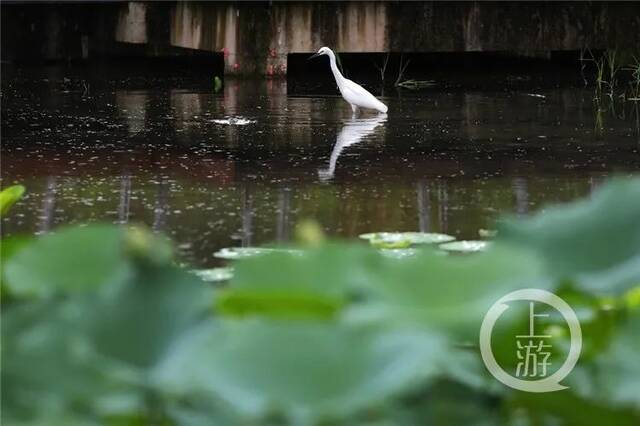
[310,47,388,115]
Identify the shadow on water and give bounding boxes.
[1,64,639,266]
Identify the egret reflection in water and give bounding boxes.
[318,115,387,180]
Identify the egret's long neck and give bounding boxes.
[327,51,345,86]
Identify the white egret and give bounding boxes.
[318,115,387,180]
[309,47,388,115]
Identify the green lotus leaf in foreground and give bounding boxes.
[439,240,491,253]
[154,320,444,423]
[349,244,547,339]
[3,179,640,425]
[214,246,380,319]
[582,309,640,408]
[498,178,640,293]
[216,289,344,320]
[4,225,132,298]
[0,184,25,216]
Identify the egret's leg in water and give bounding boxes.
[351,104,359,117]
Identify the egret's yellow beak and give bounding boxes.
[308,52,321,60]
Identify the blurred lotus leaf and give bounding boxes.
[2,180,640,424]
[4,225,132,298]
[349,244,548,340]
[0,184,25,216]
[498,178,640,294]
[154,320,444,423]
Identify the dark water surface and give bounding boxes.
[2,65,639,267]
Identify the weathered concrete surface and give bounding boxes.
[2,1,640,74]
[115,2,148,44]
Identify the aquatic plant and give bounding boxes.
[625,55,640,101]
[579,47,589,86]
[394,53,411,87]
[374,53,391,84]
[0,184,25,216]
[583,49,607,95]
[213,76,223,93]
[2,179,640,425]
[605,49,622,98]
[585,48,640,103]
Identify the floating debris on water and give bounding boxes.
[211,116,256,125]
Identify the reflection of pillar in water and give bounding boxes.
[437,180,448,233]
[115,91,147,135]
[416,180,430,232]
[224,79,238,114]
[152,179,169,232]
[118,173,132,224]
[634,102,640,142]
[170,90,202,131]
[512,177,529,216]
[589,175,604,195]
[241,187,254,247]
[276,187,291,242]
[38,176,57,234]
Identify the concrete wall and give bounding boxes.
[3,1,640,74]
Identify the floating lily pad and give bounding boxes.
[192,267,233,283]
[379,248,418,259]
[439,240,490,253]
[478,229,498,238]
[214,247,302,260]
[360,232,455,246]
[371,239,412,249]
